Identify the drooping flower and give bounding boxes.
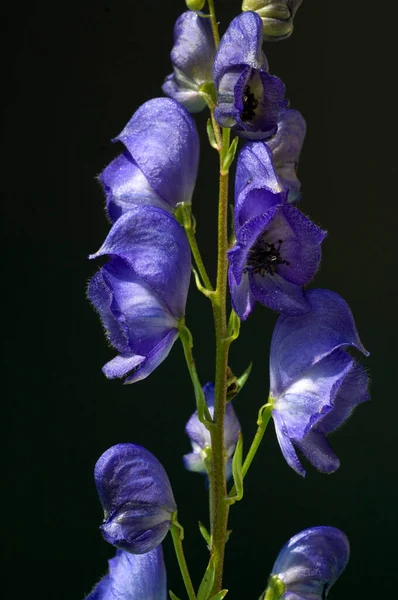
[228,142,325,318]
[88,206,191,383]
[242,1,304,42]
[162,11,216,113]
[266,108,306,203]
[94,443,177,554]
[85,546,167,600]
[99,98,200,222]
[183,383,241,480]
[263,526,349,599]
[270,288,370,476]
[213,12,287,139]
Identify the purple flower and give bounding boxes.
[162,11,216,113]
[213,12,287,139]
[88,206,191,384]
[266,108,306,203]
[94,444,177,554]
[242,1,304,42]
[266,526,349,599]
[183,383,241,480]
[228,142,325,318]
[85,547,167,600]
[270,289,370,476]
[99,98,200,222]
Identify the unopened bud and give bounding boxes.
[242,0,303,41]
[186,0,206,10]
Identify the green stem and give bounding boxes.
[171,523,197,600]
[207,0,220,47]
[228,403,273,498]
[179,321,213,423]
[185,226,213,291]
[208,126,231,595]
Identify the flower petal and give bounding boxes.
[266,108,306,203]
[272,411,305,476]
[315,361,370,434]
[250,271,310,315]
[271,526,350,598]
[235,141,284,204]
[213,12,268,88]
[228,269,257,320]
[99,152,168,223]
[90,207,191,317]
[274,350,354,441]
[170,11,214,82]
[115,98,199,207]
[85,547,167,600]
[270,288,369,398]
[103,329,179,384]
[294,430,340,474]
[162,72,206,113]
[95,444,176,554]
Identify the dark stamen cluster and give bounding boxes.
[245,237,290,276]
[240,84,258,122]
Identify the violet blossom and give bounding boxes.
[88,206,191,383]
[270,289,370,476]
[94,443,176,554]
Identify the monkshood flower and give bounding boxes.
[266,108,306,203]
[94,443,177,554]
[88,206,190,383]
[228,142,325,318]
[163,11,216,113]
[263,527,349,599]
[99,98,199,222]
[183,383,241,480]
[242,1,304,42]
[270,289,370,476]
[213,12,287,139]
[85,547,167,600]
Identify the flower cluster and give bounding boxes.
[86,4,369,599]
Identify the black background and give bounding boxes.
[3,1,398,598]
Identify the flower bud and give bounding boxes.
[183,383,241,480]
[186,0,205,9]
[242,1,304,41]
[94,443,177,554]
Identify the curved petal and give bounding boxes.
[274,350,355,441]
[213,12,268,87]
[90,207,191,318]
[85,547,167,600]
[99,152,168,223]
[235,141,283,202]
[315,361,370,434]
[266,108,306,202]
[94,444,176,554]
[103,329,179,384]
[235,183,287,230]
[228,269,256,321]
[169,11,215,85]
[270,288,369,398]
[294,430,340,474]
[273,411,305,477]
[88,269,129,354]
[115,98,199,207]
[250,271,310,315]
[101,258,177,354]
[271,526,350,598]
[269,205,326,285]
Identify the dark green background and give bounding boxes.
[3,1,397,598]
